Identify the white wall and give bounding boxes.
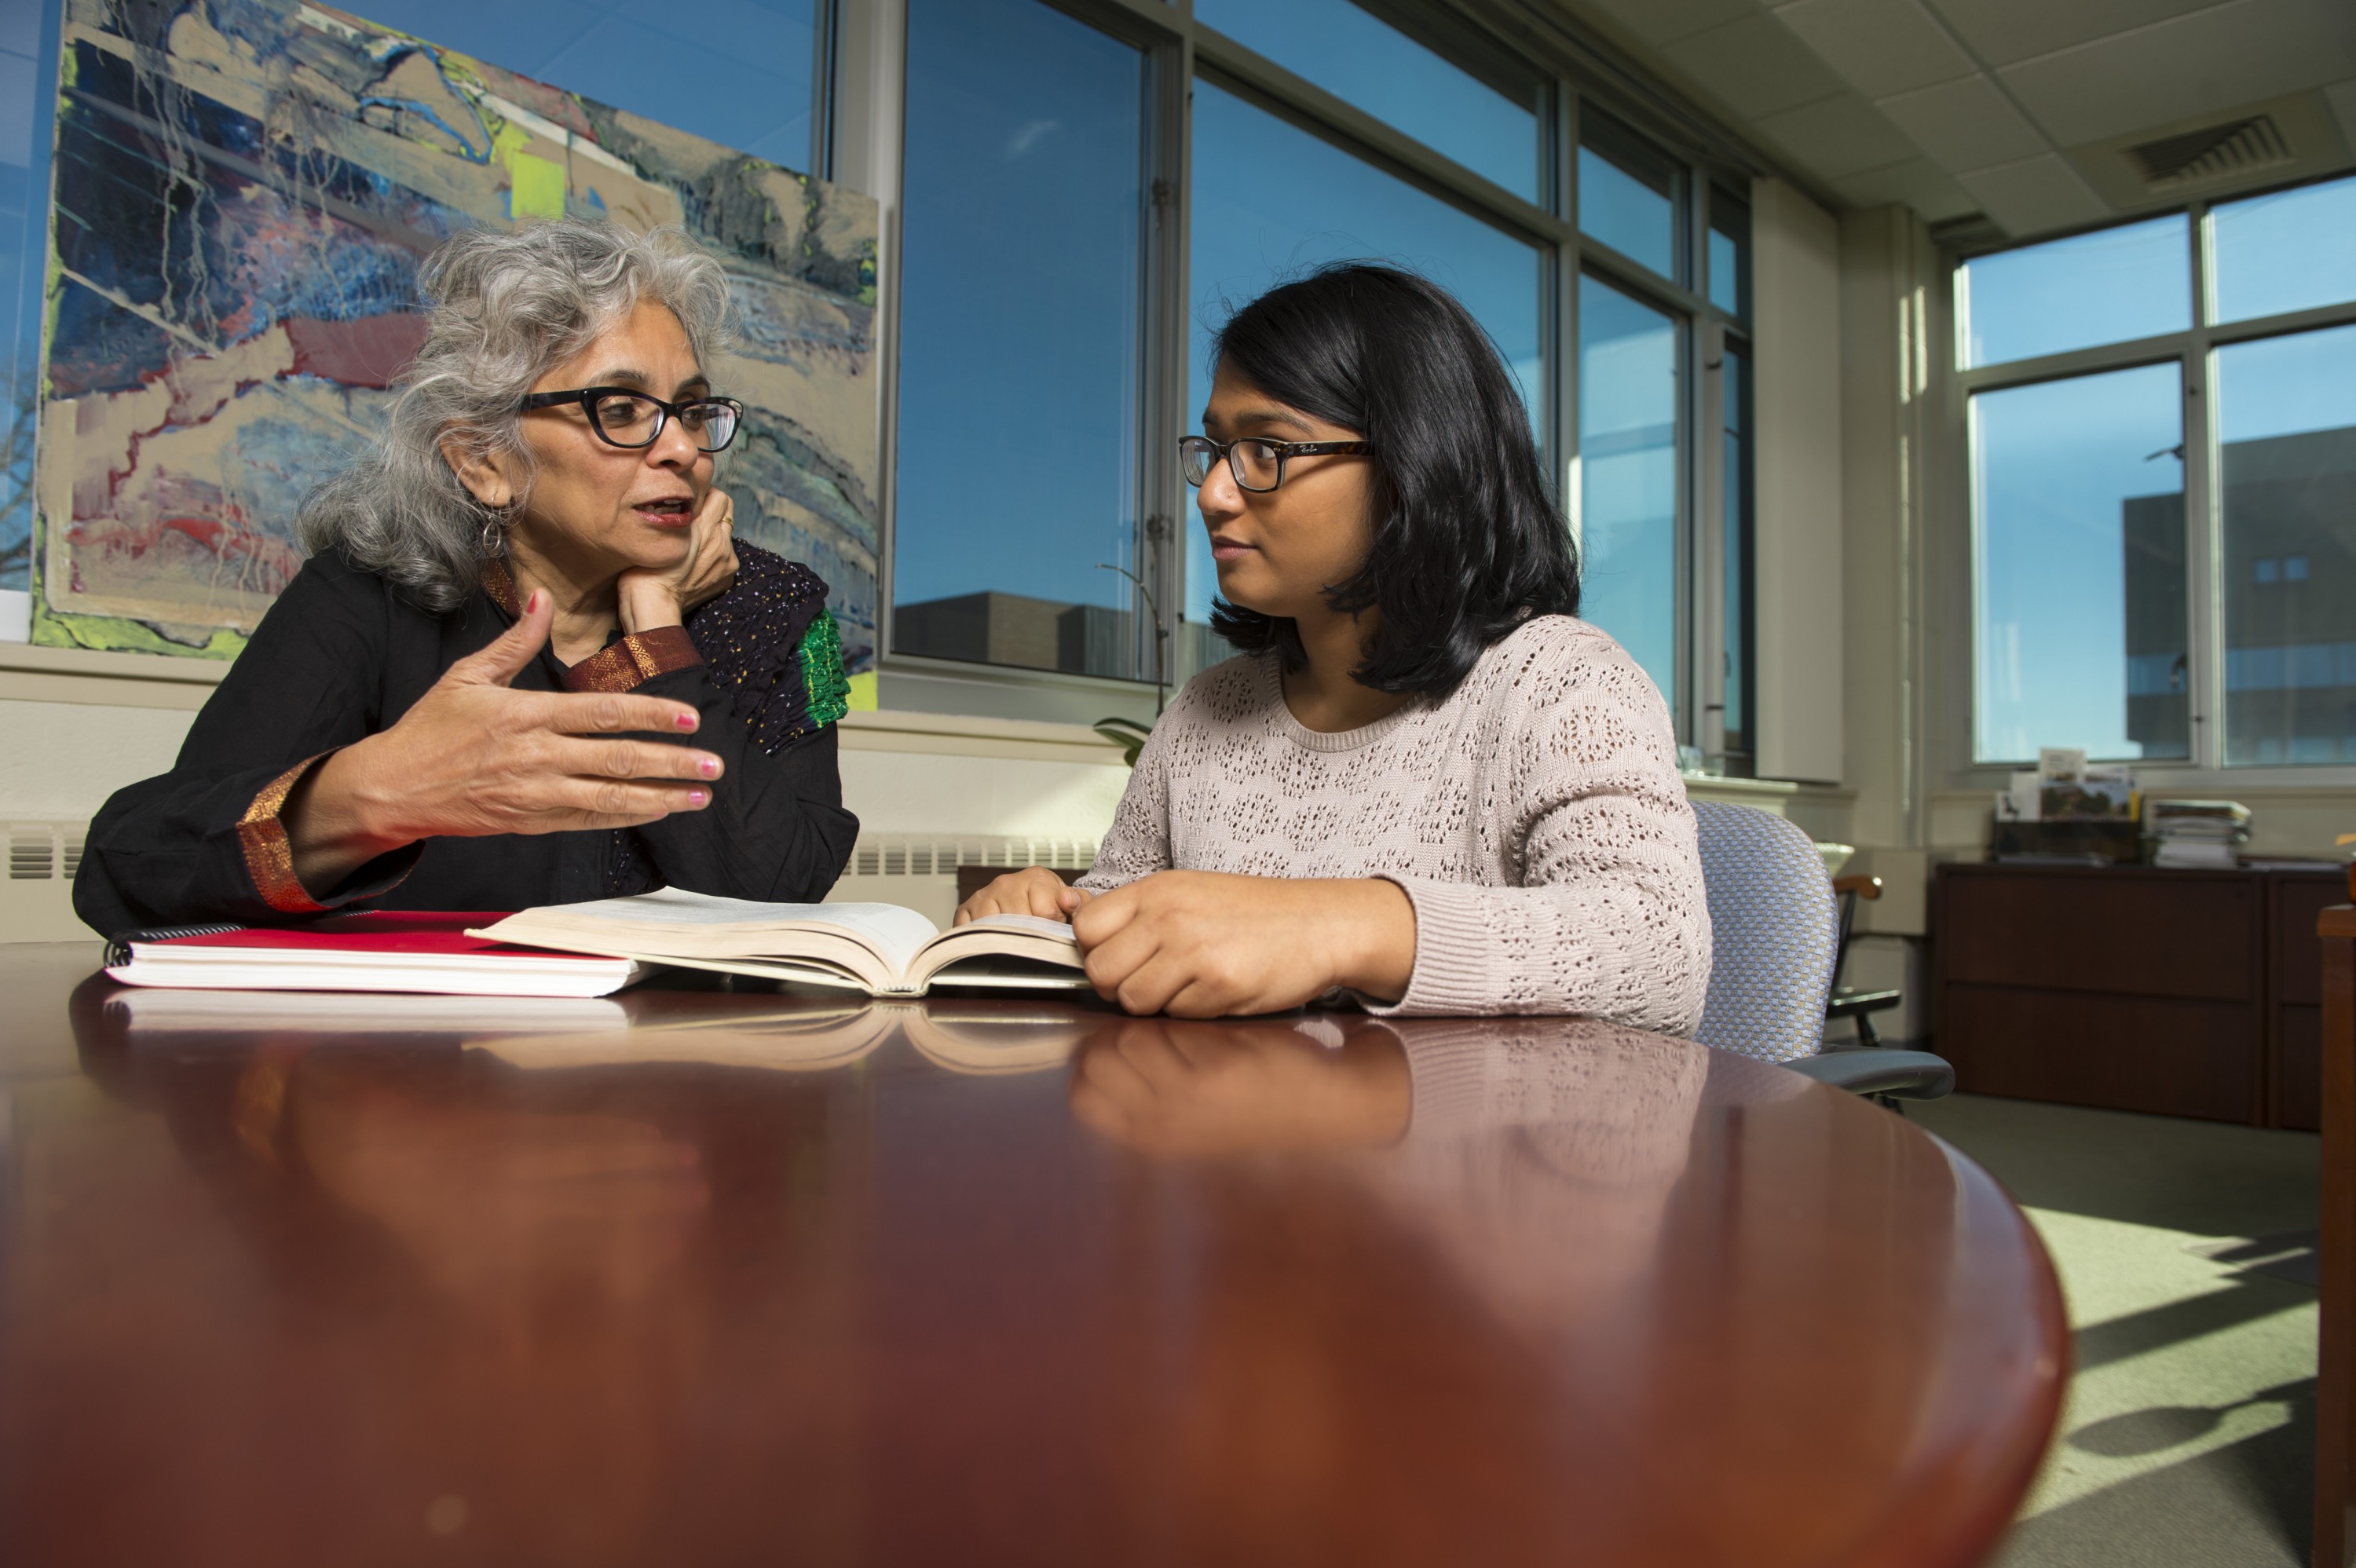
[1751,179,1846,786]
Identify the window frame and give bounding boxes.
[1947,172,2356,788]
[844,0,1765,749]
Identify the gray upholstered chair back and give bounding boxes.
[1689,800,1839,1064]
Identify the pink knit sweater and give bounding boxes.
[1077,616,1712,1031]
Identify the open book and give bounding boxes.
[472,887,1090,998]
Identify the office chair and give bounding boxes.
[1689,801,1952,1106]
[1826,875,1904,1048]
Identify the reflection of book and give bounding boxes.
[901,1006,1099,1075]
[104,912,646,997]
[109,988,631,1033]
[468,1004,898,1073]
[474,890,1088,997]
[466,1001,1088,1077]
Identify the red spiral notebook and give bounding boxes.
[103,912,649,998]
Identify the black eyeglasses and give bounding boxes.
[518,387,744,453]
[1179,434,1372,493]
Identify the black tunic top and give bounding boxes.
[75,544,859,937]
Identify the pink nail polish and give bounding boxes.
[699,757,719,777]
[675,711,698,731]
[688,789,709,806]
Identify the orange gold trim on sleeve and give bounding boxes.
[562,626,704,693]
[236,755,332,915]
[478,559,522,617]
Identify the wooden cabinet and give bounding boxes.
[1932,862,2340,1128]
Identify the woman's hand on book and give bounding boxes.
[1070,872,1417,1018]
[955,867,1095,925]
[285,590,722,892]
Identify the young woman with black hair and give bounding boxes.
[958,264,1710,1030]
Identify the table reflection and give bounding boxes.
[29,977,1942,1567]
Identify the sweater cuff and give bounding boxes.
[1363,875,1505,1017]
[235,753,423,916]
[563,626,704,693]
[236,755,333,915]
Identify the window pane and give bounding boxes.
[1959,217,2190,368]
[357,0,821,170]
[1185,79,1545,659]
[1708,190,1749,319]
[1579,113,1683,283]
[2215,323,2356,766]
[1578,273,1681,710]
[2209,174,2356,325]
[1970,365,2186,762]
[895,0,1147,680]
[1194,0,1540,201]
[1720,342,1753,772]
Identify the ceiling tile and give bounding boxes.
[1661,14,1853,119]
[1831,156,1982,221]
[1922,0,2226,68]
[1875,75,2049,170]
[1773,0,1977,98]
[1956,153,2111,235]
[1997,0,2356,148]
[1570,0,1763,48]
[1753,92,1924,177]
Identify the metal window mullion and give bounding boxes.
[1578,234,1710,319]
[2205,297,2356,347]
[1138,25,1191,688]
[2186,338,2222,771]
[1559,83,1582,572]
[832,0,909,667]
[1694,318,1726,761]
[2184,205,2222,772]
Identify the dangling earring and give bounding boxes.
[480,516,507,558]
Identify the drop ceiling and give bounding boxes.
[1548,0,2356,239]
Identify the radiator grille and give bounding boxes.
[847,834,1098,879]
[7,824,86,881]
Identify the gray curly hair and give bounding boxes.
[298,219,735,612]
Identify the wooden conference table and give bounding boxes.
[0,945,2065,1568]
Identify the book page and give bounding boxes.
[938,913,1082,946]
[483,889,942,974]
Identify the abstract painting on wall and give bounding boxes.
[32,0,878,667]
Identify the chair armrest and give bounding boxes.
[1831,875,1884,901]
[1784,1049,1954,1101]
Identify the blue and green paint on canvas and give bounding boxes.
[27,0,877,666]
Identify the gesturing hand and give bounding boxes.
[286,589,723,892]
[1070,871,1418,1018]
[617,486,739,633]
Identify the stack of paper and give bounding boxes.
[2146,800,2251,869]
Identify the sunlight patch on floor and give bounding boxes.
[2011,1206,2315,1522]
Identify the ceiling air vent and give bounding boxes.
[2127,115,2292,193]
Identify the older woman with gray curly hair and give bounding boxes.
[77,219,858,934]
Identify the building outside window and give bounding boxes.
[1959,173,2356,770]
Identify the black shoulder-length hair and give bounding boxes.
[1206,262,1579,700]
